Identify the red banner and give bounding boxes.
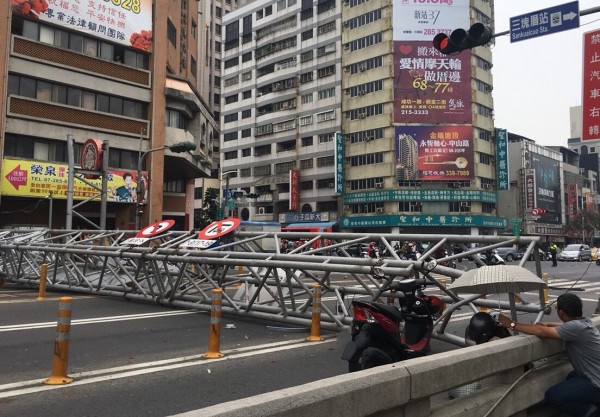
[289,169,300,211]
[567,183,578,220]
[582,29,600,141]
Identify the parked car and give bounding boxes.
[337,243,368,258]
[517,248,548,261]
[495,245,523,262]
[557,244,592,262]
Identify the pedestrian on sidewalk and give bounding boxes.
[498,293,600,417]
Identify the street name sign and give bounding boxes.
[510,1,579,43]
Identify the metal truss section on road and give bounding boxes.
[0,229,547,347]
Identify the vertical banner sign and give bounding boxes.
[289,169,300,211]
[392,0,471,124]
[334,132,345,193]
[567,183,578,220]
[582,29,600,141]
[495,128,509,190]
[524,169,536,212]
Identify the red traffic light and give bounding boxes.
[432,23,493,55]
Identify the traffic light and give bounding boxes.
[433,23,493,55]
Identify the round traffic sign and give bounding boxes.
[531,208,540,216]
[198,218,241,240]
[136,219,176,238]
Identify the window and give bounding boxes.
[450,202,471,213]
[255,144,271,156]
[317,21,336,35]
[242,109,251,118]
[242,148,251,157]
[318,87,335,100]
[399,202,422,213]
[301,30,313,41]
[224,57,239,69]
[254,164,271,176]
[223,131,238,141]
[317,65,336,78]
[301,136,313,146]
[301,94,313,104]
[242,129,251,138]
[318,133,334,143]
[300,50,313,62]
[225,94,239,104]
[300,72,313,83]
[224,113,238,123]
[242,52,252,62]
[317,110,335,122]
[299,115,313,126]
[242,90,252,99]
[349,152,384,167]
[166,109,188,129]
[224,150,237,160]
[300,158,313,169]
[317,42,336,57]
[167,19,177,47]
[317,156,334,167]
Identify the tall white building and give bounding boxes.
[221,0,502,234]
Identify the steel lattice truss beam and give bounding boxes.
[0,229,547,347]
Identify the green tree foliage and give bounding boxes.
[566,209,600,247]
[194,187,219,230]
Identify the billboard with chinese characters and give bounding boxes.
[395,125,474,182]
[392,0,471,124]
[340,214,506,229]
[289,169,300,211]
[529,153,561,224]
[567,183,578,220]
[1,159,147,204]
[334,132,344,194]
[495,128,509,190]
[582,28,600,141]
[11,0,153,52]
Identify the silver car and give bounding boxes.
[558,244,592,262]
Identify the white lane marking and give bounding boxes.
[0,310,203,332]
[0,337,335,399]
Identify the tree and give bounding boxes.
[565,209,600,246]
[194,187,219,230]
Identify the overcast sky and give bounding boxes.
[492,0,600,147]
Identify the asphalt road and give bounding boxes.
[1,259,599,417]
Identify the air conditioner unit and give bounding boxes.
[359,90,366,95]
[257,207,266,215]
[376,207,384,213]
[358,113,366,119]
[482,184,492,190]
[343,44,350,50]
[375,183,383,189]
[452,182,461,188]
[460,202,469,207]
[343,67,350,72]
[359,67,366,72]
[328,182,334,188]
[343,204,351,210]
[342,21,349,27]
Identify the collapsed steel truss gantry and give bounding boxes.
[0,229,547,347]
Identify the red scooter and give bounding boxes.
[341,278,444,372]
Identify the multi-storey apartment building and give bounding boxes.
[221,0,505,234]
[0,1,213,230]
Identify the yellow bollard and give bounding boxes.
[542,272,549,304]
[307,284,324,341]
[203,289,224,358]
[37,263,48,301]
[45,297,74,385]
[479,295,489,313]
[439,279,447,295]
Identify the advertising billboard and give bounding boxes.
[529,153,561,224]
[11,0,153,52]
[392,0,471,124]
[395,125,474,182]
[2,159,148,204]
[582,28,600,141]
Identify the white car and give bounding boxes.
[558,244,592,262]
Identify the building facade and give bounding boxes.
[0,0,213,230]
[220,0,503,234]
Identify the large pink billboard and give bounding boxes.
[395,125,474,182]
[12,0,153,52]
[582,29,600,141]
[393,41,472,124]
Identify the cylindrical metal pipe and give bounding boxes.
[203,289,224,358]
[45,297,74,385]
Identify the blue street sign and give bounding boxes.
[510,1,579,43]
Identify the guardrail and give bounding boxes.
[173,318,600,417]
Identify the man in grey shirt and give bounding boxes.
[498,293,600,417]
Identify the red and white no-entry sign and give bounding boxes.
[136,219,176,238]
[198,218,240,240]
